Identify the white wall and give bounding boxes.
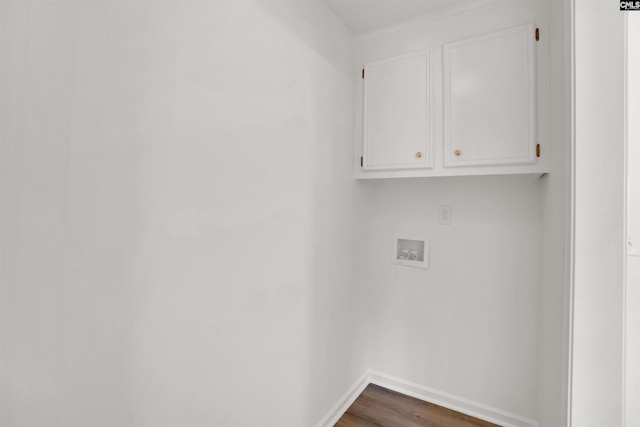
[571,0,626,425]
[626,12,640,427]
[537,0,572,424]
[354,175,543,418]
[0,2,359,426]
[352,1,570,424]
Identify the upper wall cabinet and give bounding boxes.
[355,21,549,179]
[363,50,433,171]
[443,24,536,168]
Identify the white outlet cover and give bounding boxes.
[438,205,452,225]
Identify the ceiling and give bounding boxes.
[325,0,456,35]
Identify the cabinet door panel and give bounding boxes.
[443,24,536,167]
[363,50,432,170]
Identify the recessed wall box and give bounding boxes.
[393,234,429,269]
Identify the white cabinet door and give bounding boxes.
[443,24,537,167]
[363,50,432,171]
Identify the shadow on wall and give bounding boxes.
[256,2,362,425]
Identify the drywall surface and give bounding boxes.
[628,257,640,427]
[536,0,571,425]
[628,256,640,426]
[626,12,640,427]
[353,175,542,419]
[0,2,358,426]
[352,0,568,422]
[572,0,626,426]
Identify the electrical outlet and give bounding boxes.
[438,206,452,225]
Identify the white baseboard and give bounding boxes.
[316,369,539,427]
[314,371,371,427]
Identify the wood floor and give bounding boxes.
[334,384,500,427]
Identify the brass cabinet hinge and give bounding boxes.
[362,68,365,79]
[360,156,363,167]
[535,27,540,42]
[536,144,541,158]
